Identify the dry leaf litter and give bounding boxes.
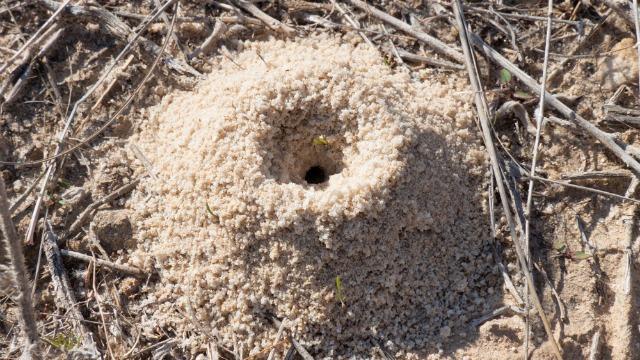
[125,34,499,357]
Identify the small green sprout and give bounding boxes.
[46,332,81,351]
[553,242,567,253]
[57,179,72,189]
[553,242,592,261]
[312,135,329,146]
[335,275,345,306]
[206,202,214,217]
[514,90,533,100]
[572,251,592,261]
[499,68,512,84]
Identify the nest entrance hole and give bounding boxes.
[304,165,328,184]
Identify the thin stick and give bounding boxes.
[90,54,135,111]
[589,327,602,360]
[452,2,563,359]
[491,11,581,26]
[621,178,639,295]
[489,173,525,305]
[43,221,98,353]
[42,58,64,117]
[39,0,200,77]
[267,320,287,360]
[60,249,145,277]
[523,1,554,357]
[0,178,39,357]
[471,305,527,327]
[395,49,465,70]
[91,251,115,359]
[633,0,640,100]
[289,337,313,360]
[188,20,228,60]
[533,262,566,321]
[232,0,295,35]
[0,22,60,101]
[561,169,632,181]
[524,174,640,204]
[347,0,464,63]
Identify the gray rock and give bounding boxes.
[90,210,134,254]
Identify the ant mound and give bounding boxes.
[127,35,498,357]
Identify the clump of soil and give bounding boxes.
[126,34,496,357]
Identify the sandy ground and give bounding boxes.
[1,1,640,359]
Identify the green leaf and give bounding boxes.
[514,90,532,100]
[46,332,80,351]
[312,135,329,146]
[499,68,512,84]
[553,242,567,253]
[57,179,71,189]
[335,276,345,304]
[573,251,592,260]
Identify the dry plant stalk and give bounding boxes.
[523,0,554,355]
[43,224,98,354]
[452,1,563,359]
[0,179,39,357]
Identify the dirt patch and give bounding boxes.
[126,35,495,357]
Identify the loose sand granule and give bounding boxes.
[126,34,498,358]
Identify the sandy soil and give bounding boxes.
[1,1,640,359]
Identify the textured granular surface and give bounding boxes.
[126,35,498,357]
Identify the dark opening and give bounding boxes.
[304,165,328,184]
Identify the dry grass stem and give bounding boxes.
[43,222,98,355]
[452,1,563,358]
[0,178,40,357]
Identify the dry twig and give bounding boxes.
[471,305,527,327]
[633,0,640,99]
[90,252,115,359]
[489,173,525,305]
[0,178,39,358]
[60,249,145,277]
[189,20,228,60]
[523,1,554,355]
[589,327,602,360]
[43,222,98,355]
[394,49,464,70]
[561,169,632,181]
